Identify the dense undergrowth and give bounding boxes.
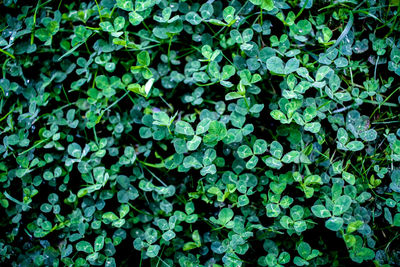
[1,0,400,266]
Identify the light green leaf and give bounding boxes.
[346,141,364,151]
[270,110,286,121]
[337,128,348,144]
[175,121,194,136]
[196,118,211,135]
[267,56,285,74]
[76,241,94,253]
[114,16,125,31]
[281,151,300,163]
[129,11,143,26]
[264,157,283,169]
[315,66,332,81]
[284,58,300,74]
[94,236,105,252]
[200,3,214,19]
[146,244,160,258]
[223,6,236,24]
[333,195,352,216]
[137,51,150,66]
[347,220,363,233]
[185,12,202,25]
[304,122,321,133]
[360,129,377,142]
[311,205,331,218]
[162,230,176,241]
[325,217,344,231]
[270,141,283,159]
[218,208,234,225]
[266,203,281,217]
[238,145,253,158]
[246,155,259,169]
[187,136,202,151]
[342,171,355,185]
[249,0,275,11]
[290,205,304,220]
[253,139,268,155]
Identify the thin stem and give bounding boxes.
[0,48,15,59]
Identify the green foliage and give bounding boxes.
[1,0,400,266]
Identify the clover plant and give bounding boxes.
[1,0,400,266]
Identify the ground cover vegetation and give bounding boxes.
[1,0,400,266]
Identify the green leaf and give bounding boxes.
[304,175,322,186]
[201,45,213,59]
[347,220,363,233]
[249,0,275,11]
[333,195,352,216]
[76,241,94,253]
[200,164,217,175]
[185,12,202,25]
[311,205,331,218]
[223,6,236,24]
[183,156,202,169]
[393,213,400,227]
[238,195,250,207]
[145,228,158,244]
[253,139,267,155]
[175,121,194,136]
[270,110,287,121]
[304,122,321,133]
[337,128,349,144]
[221,65,236,80]
[225,92,243,100]
[242,28,254,43]
[116,0,134,11]
[246,155,259,169]
[187,135,202,151]
[68,143,82,158]
[325,217,344,231]
[297,242,311,259]
[281,151,300,163]
[137,51,150,66]
[129,11,143,26]
[266,203,281,217]
[284,58,300,74]
[204,121,227,144]
[196,118,211,135]
[264,157,283,169]
[315,66,332,81]
[183,241,199,251]
[218,208,234,225]
[203,149,217,166]
[346,141,364,151]
[146,244,160,258]
[360,129,377,142]
[270,141,283,159]
[114,16,125,31]
[334,57,348,68]
[153,111,170,126]
[173,139,187,154]
[94,236,105,252]
[342,171,356,185]
[200,3,214,19]
[238,145,252,158]
[290,205,304,221]
[267,56,285,74]
[102,212,119,223]
[100,21,114,32]
[230,30,243,44]
[162,230,176,241]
